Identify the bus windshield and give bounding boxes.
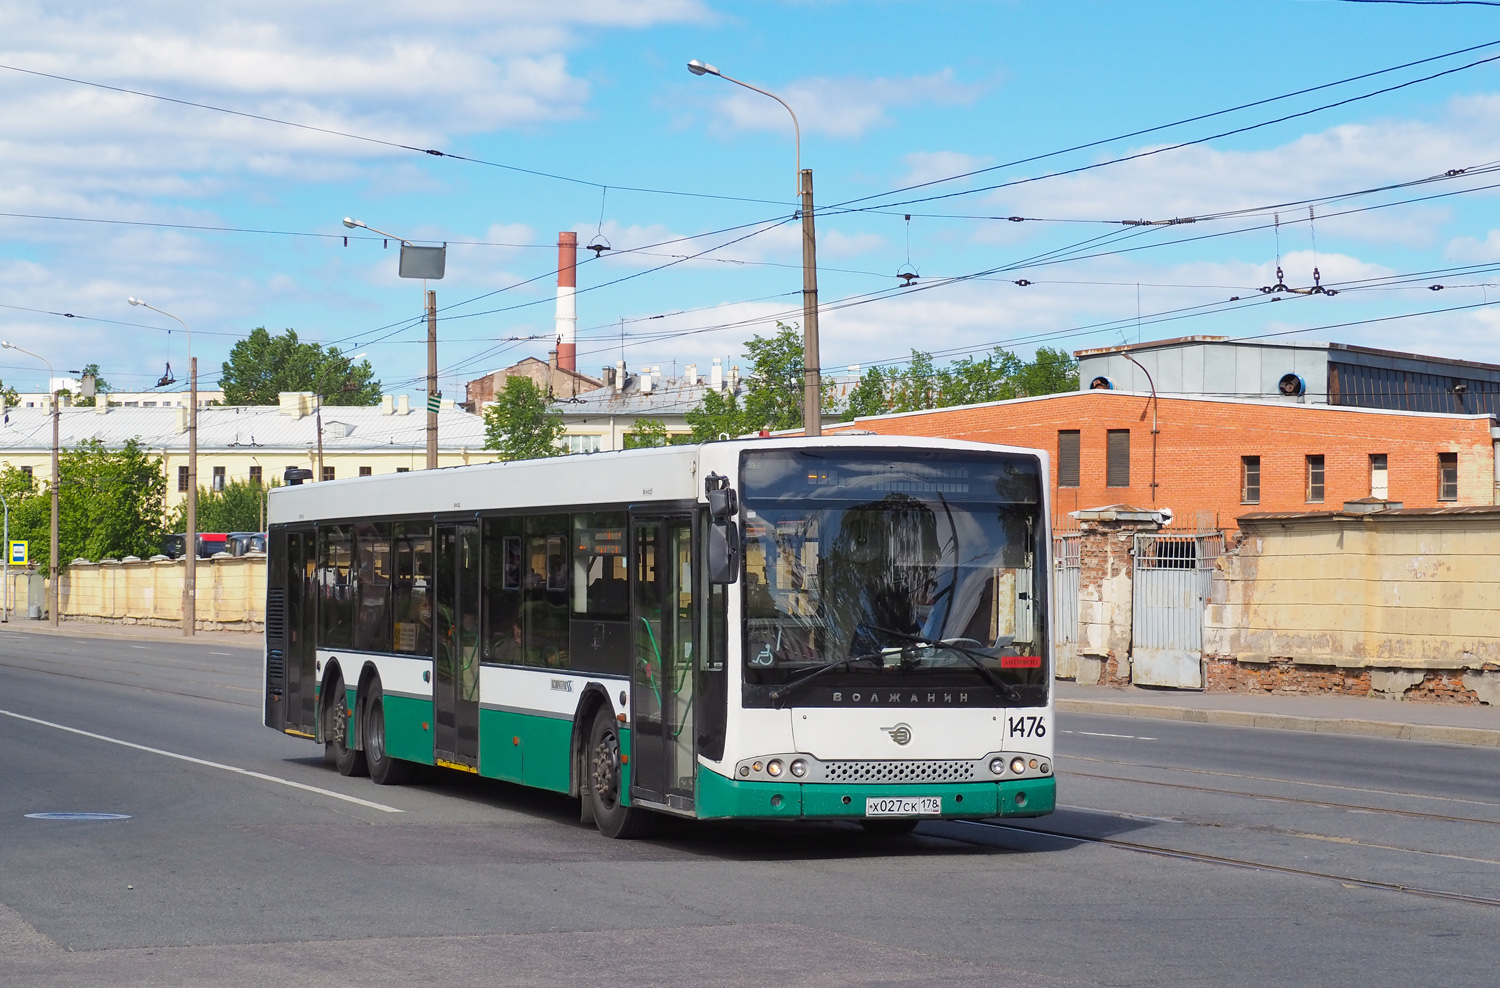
[740,448,1046,708]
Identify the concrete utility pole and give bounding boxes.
[427,289,438,469]
[129,298,197,636]
[1,342,61,627]
[688,59,821,436]
[799,168,822,437]
[343,217,446,469]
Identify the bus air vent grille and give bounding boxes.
[824,760,974,784]
[266,649,285,689]
[265,589,286,642]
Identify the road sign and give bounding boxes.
[427,392,442,414]
[8,541,27,565]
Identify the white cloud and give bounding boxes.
[711,69,982,139]
[898,150,992,188]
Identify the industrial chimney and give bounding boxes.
[556,232,578,373]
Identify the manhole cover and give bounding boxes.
[25,812,131,821]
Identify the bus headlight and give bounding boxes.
[767,759,784,777]
[790,759,807,778]
[989,757,1006,775]
[1010,757,1026,775]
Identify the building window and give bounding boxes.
[564,434,602,455]
[1370,453,1389,499]
[1438,452,1458,501]
[20,465,32,479]
[1058,430,1080,488]
[212,466,226,492]
[1105,430,1130,487]
[248,466,262,485]
[1305,455,1325,503]
[322,466,336,482]
[178,465,189,493]
[359,466,372,477]
[1241,456,1261,504]
[143,401,157,407]
[396,467,410,473]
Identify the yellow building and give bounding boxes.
[0,391,496,511]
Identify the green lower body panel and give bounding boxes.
[696,770,1056,821]
[477,708,573,794]
[381,693,435,765]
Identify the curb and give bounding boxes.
[1056,698,1500,748]
[0,622,257,648]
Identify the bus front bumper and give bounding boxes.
[695,771,1055,821]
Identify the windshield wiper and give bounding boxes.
[866,626,1024,704]
[768,652,885,709]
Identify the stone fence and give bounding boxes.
[4,554,267,632]
[1061,503,1500,705]
[1204,506,1500,705]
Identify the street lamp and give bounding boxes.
[1,341,60,627]
[688,59,822,436]
[344,217,445,469]
[128,297,198,638]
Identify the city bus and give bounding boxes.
[262,436,1056,837]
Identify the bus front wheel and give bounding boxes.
[587,709,651,839]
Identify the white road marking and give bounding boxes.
[0,708,402,814]
[209,651,232,656]
[130,646,147,650]
[1068,730,1158,741]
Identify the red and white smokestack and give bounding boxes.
[556,232,578,373]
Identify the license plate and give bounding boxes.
[865,796,942,817]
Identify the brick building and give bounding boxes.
[828,390,1497,530]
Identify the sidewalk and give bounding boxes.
[1055,680,1500,747]
[0,619,258,648]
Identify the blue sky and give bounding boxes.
[3,0,1500,401]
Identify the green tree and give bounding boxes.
[219,327,381,405]
[1012,346,1079,396]
[623,418,669,449]
[483,376,564,460]
[171,479,273,533]
[686,323,837,440]
[0,439,167,570]
[73,363,114,407]
[0,379,19,407]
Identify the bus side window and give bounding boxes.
[523,514,570,668]
[697,569,728,763]
[482,517,522,664]
[353,521,392,653]
[391,521,434,655]
[569,512,629,676]
[318,524,354,650]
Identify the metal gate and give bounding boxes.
[1052,534,1080,680]
[1131,532,1221,689]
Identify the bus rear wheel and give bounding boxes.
[363,681,413,786]
[587,709,651,839]
[325,674,366,777]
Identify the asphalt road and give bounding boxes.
[0,629,1496,987]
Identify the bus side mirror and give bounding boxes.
[706,473,740,585]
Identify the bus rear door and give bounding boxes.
[630,515,697,810]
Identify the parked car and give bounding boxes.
[227,532,266,556]
[160,533,230,559]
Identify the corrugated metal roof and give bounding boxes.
[0,404,488,453]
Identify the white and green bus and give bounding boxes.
[263,436,1056,837]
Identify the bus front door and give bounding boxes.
[434,522,481,769]
[284,529,318,736]
[630,516,696,809]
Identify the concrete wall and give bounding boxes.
[47,554,267,632]
[1205,508,1500,704]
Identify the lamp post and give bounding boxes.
[1,342,60,626]
[688,59,822,436]
[344,217,445,468]
[128,297,197,637]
